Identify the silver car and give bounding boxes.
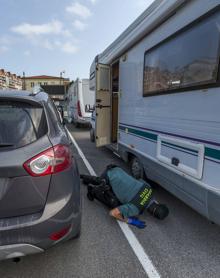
[0,90,81,261]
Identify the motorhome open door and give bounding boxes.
[95,64,111,147]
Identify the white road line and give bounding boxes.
[66,128,161,278]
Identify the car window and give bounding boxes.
[0,101,48,149]
[47,98,62,124]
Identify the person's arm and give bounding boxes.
[109,207,126,222]
[109,207,146,229]
[109,203,139,221]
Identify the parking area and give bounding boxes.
[0,125,220,278]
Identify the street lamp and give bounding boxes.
[60,71,65,85]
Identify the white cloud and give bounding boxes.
[11,20,63,36]
[10,18,78,54]
[89,0,97,4]
[73,20,87,31]
[63,29,73,38]
[61,42,78,54]
[66,2,92,19]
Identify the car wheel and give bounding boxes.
[90,129,95,142]
[130,156,145,180]
[75,122,80,128]
[67,117,72,124]
[87,192,95,201]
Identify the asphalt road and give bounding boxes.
[0,125,220,278]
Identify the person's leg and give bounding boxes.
[80,174,104,185]
[89,183,121,209]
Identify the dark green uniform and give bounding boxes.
[107,167,153,218]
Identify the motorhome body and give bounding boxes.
[90,0,220,225]
[67,79,95,126]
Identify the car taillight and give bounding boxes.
[49,225,71,241]
[77,100,82,117]
[23,145,72,177]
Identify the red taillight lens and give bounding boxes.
[49,225,71,241]
[23,145,72,177]
[77,100,82,117]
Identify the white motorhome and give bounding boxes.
[67,78,95,126]
[90,0,220,225]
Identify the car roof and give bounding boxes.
[0,89,49,104]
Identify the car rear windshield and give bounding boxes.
[0,101,48,149]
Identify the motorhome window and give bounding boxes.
[143,11,220,96]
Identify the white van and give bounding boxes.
[90,0,220,225]
[67,78,95,126]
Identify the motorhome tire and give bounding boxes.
[130,156,144,180]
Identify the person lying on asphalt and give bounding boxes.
[81,165,169,229]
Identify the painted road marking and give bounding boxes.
[66,128,161,278]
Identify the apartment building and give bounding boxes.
[0,69,22,90]
[23,75,70,91]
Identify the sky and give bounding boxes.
[0,0,154,81]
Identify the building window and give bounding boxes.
[31,82,35,87]
[143,11,220,96]
[44,82,48,85]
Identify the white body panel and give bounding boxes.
[67,79,95,124]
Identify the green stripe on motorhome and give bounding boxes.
[119,125,157,141]
[205,148,220,161]
[161,141,198,154]
[119,125,220,162]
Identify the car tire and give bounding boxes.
[67,117,72,124]
[90,129,95,142]
[87,192,95,201]
[75,122,80,128]
[130,156,145,180]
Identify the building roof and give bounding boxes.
[24,75,69,80]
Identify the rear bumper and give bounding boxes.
[76,117,91,125]
[0,244,43,260]
[0,163,81,259]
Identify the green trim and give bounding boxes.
[205,148,220,161]
[119,125,157,141]
[119,125,220,162]
[161,141,198,154]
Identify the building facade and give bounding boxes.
[23,75,70,91]
[41,85,67,106]
[0,69,22,90]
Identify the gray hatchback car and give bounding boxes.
[0,90,81,260]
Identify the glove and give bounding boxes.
[127,217,146,229]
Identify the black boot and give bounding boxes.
[147,201,169,220]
